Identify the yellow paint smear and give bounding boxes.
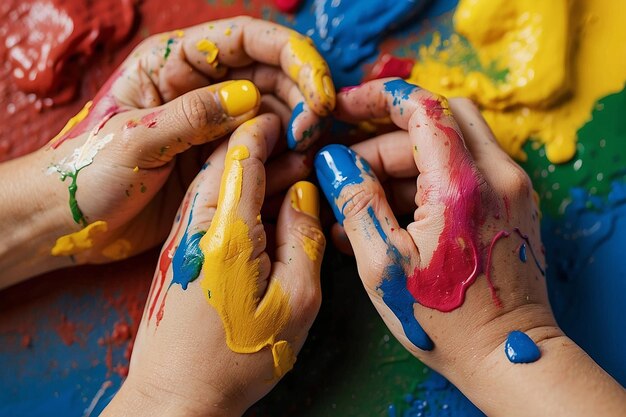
[407,0,626,164]
[51,220,108,256]
[196,39,219,66]
[288,34,335,114]
[199,145,295,377]
[48,101,92,146]
[102,239,132,260]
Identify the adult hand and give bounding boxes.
[314,78,626,417]
[0,17,334,286]
[101,114,325,417]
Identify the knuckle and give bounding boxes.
[179,91,216,132]
[505,166,532,197]
[340,185,377,222]
[292,224,326,260]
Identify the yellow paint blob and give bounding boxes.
[102,239,132,260]
[407,0,626,164]
[51,220,108,256]
[217,80,260,117]
[288,34,335,114]
[48,101,93,146]
[133,166,139,173]
[196,39,219,66]
[224,27,232,36]
[199,145,295,377]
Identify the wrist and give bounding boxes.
[0,150,74,287]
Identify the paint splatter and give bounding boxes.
[505,330,541,363]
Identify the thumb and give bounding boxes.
[314,144,433,351]
[123,80,261,167]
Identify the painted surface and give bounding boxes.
[504,330,541,364]
[200,145,295,377]
[1,0,625,416]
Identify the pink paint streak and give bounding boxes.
[485,231,508,308]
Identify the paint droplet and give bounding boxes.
[519,243,527,262]
[133,166,139,173]
[505,330,541,363]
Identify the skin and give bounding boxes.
[321,78,626,417]
[101,115,325,417]
[0,16,334,289]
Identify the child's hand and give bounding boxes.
[33,16,333,269]
[101,114,325,417]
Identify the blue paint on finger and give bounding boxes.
[505,330,541,363]
[384,79,420,106]
[171,194,206,290]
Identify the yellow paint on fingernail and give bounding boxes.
[218,80,260,117]
[196,39,219,65]
[49,101,92,146]
[288,34,335,114]
[102,239,132,260]
[290,181,319,219]
[51,220,108,256]
[200,144,295,377]
[133,166,139,173]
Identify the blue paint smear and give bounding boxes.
[171,194,205,290]
[519,244,527,262]
[367,207,433,351]
[384,79,420,106]
[505,330,541,364]
[277,0,458,87]
[315,144,371,225]
[287,102,306,150]
[394,370,484,417]
[543,180,626,385]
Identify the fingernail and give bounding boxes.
[218,80,260,117]
[314,144,372,225]
[290,181,319,219]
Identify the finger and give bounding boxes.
[175,17,335,115]
[119,80,260,168]
[314,144,433,351]
[272,181,324,335]
[350,130,418,180]
[230,65,325,150]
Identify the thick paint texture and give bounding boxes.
[196,39,219,65]
[171,195,205,290]
[199,145,294,377]
[504,330,540,364]
[51,221,108,256]
[314,144,371,225]
[408,0,626,163]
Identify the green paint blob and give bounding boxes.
[522,87,626,217]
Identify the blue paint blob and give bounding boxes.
[384,79,420,106]
[287,102,306,149]
[505,330,541,364]
[519,243,527,262]
[171,195,206,290]
[315,144,372,225]
[367,207,433,351]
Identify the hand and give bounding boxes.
[101,114,325,417]
[2,16,334,283]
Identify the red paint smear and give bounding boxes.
[274,0,303,13]
[423,97,446,120]
[55,315,78,346]
[147,195,191,323]
[406,122,486,312]
[485,231,508,308]
[139,110,161,129]
[366,54,415,81]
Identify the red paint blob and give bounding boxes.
[367,54,415,80]
[274,0,302,13]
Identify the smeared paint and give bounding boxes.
[408,0,626,164]
[48,101,93,147]
[484,231,508,308]
[504,330,540,363]
[51,221,108,257]
[287,33,335,114]
[102,239,132,261]
[199,145,294,377]
[314,144,373,224]
[369,208,434,351]
[196,39,219,65]
[367,54,415,80]
[384,79,420,107]
[171,194,206,290]
[519,244,527,262]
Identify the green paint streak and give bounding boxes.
[164,38,175,60]
[521,87,626,217]
[59,169,87,227]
